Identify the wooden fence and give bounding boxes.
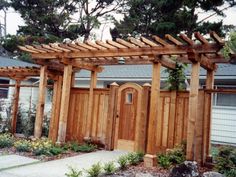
[62,85,208,164]
[66,88,110,145]
[152,91,206,160]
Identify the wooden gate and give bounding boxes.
[114,83,143,152]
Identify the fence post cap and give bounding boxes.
[110,82,119,86]
[143,83,151,87]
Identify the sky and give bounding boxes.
[2,6,236,40]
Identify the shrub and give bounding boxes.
[65,166,82,177]
[136,152,145,162]
[86,162,102,177]
[0,133,14,148]
[127,152,144,165]
[215,146,236,177]
[49,146,64,155]
[157,154,171,169]
[77,143,97,152]
[14,139,31,152]
[103,161,116,175]
[31,138,53,156]
[118,155,129,169]
[69,142,80,152]
[157,144,185,169]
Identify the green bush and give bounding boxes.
[77,143,97,152]
[103,161,116,175]
[49,146,64,155]
[69,142,80,152]
[117,155,129,169]
[0,133,14,148]
[14,139,31,152]
[127,152,144,165]
[157,154,171,169]
[65,166,82,177]
[215,146,236,177]
[157,144,185,169]
[86,162,102,177]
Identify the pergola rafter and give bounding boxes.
[18,31,225,72]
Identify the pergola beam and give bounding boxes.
[60,58,103,72]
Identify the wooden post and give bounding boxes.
[71,72,76,87]
[203,70,214,164]
[11,79,21,134]
[48,75,63,142]
[85,71,97,139]
[57,65,72,143]
[105,82,119,150]
[144,61,161,167]
[139,83,151,152]
[186,60,200,161]
[34,66,47,138]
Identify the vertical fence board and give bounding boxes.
[66,88,110,145]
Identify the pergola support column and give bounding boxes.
[85,70,97,139]
[11,79,21,134]
[57,64,72,143]
[34,66,47,138]
[48,75,63,142]
[187,53,201,161]
[203,70,214,164]
[144,61,161,167]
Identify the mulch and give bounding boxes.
[104,162,213,177]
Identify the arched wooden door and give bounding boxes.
[114,83,143,152]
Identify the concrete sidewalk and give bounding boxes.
[0,150,127,177]
[0,155,39,171]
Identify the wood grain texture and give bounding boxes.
[66,88,110,145]
[34,66,47,138]
[187,61,200,161]
[57,64,72,143]
[48,76,62,142]
[11,80,21,134]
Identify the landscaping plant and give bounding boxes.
[157,143,186,169]
[117,155,129,169]
[127,152,144,165]
[0,133,14,148]
[103,161,116,175]
[215,146,236,177]
[31,138,53,156]
[86,162,102,177]
[49,146,64,155]
[14,139,31,152]
[76,143,97,152]
[65,166,82,177]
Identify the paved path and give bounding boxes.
[0,150,127,177]
[0,155,39,171]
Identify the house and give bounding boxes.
[0,57,51,123]
[74,64,236,145]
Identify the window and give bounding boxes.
[214,86,236,107]
[126,92,133,104]
[0,89,8,99]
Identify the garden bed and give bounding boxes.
[104,163,211,177]
[0,133,99,162]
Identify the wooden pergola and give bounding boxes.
[14,31,231,165]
